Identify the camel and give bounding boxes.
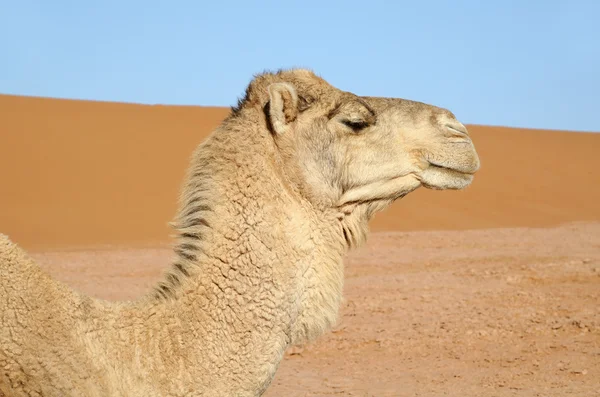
[0,69,480,396]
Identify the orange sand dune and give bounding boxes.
[1,94,599,250]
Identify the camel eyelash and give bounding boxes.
[342,119,370,131]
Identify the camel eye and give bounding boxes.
[342,119,370,132]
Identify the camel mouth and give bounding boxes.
[419,162,475,191]
[428,162,476,176]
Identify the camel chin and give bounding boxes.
[419,165,475,190]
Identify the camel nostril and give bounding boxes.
[445,123,469,136]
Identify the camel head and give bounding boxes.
[233,69,480,220]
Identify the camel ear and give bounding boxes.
[267,83,298,135]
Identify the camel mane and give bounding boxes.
[153,162,215,300]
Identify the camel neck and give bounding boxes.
[102,217,293,394]
[96,125,348,394]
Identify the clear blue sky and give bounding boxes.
[1,1,598,132]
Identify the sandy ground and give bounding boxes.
[32,223,600,397]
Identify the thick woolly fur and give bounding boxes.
[0,69,479,396]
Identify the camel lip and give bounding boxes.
[428,162,477,175]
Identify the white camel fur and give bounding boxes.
[0,69,480,396]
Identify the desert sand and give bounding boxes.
[30,223,600,397]
[1,94,599,396]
